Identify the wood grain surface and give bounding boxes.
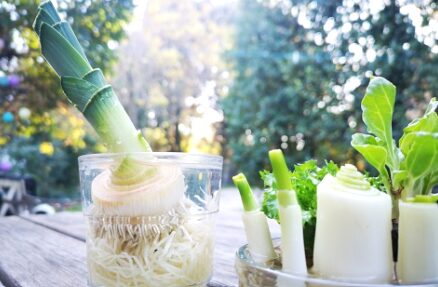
[0,216,87,287]
[0,188,279,287]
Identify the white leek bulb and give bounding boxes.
[268,149,307,276]
[241,211,276,262]
[312,164,392,283]
[279,205,307,274]
[232,173,276,263]
[92,163,185,216]
[398,200,438,284]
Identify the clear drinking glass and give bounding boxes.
[236,239,438,287]
[79,152,223,287]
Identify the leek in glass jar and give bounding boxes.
[33,2,219,286]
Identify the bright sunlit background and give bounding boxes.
[0,0,437,205]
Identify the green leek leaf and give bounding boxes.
[83,68,106,88]
[82,85,113,115]
[53,21,87,60]
[61,77,99,112]
[39,1,61,22]
[40,23,92,77]
[34,0,153,156]
[111,157,157,186]
[33,8,56,35]
[83,86,152,152]
[232,173,259,212]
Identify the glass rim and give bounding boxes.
[78,152,223,169]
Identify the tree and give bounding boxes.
[310,0,438,139]
[223,0,438,183]
[0,0,134,110]
[111,0,233,152]
[223,0,348,182]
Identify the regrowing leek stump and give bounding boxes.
[79,153,223,287]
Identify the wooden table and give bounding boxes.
[0,189,280,287]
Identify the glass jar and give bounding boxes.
[79,152,223,287]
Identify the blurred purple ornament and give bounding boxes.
[2,112,14,123]
[0,160,12,173]
[0,39,4,51]
[8,75,20,88]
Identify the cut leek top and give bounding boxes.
[268,149,298,207]
[33,1,151,153]
[232,173,259,212]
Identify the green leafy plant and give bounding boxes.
[352,77,438,219]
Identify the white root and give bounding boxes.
[87,202,214,287]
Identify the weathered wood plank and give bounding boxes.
[24,213,241,286]
[0,216,233,287]
[22,212,86,241]
[19,189,276,287]
[0,217,87,287]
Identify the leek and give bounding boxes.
[232,173,276,262]
[397,199,438,283]
[33,0,160,211]
[33,1,151,154]
[268,149,307,276]
[313,164,392,283]
[33,3,214,286]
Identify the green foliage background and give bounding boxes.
[223,0,438,183]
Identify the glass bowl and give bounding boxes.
[235,239,438,287]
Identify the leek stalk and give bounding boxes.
[33,1,186,216]
[268,149,307,276]
[33,0,186,216]
[397,200,438,284]
[232,173,276,262]
[33,1,151,154]
[33,3,214,286]
[313,165,392,283]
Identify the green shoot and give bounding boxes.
[268,149,297,206]
[232,173,258,212]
